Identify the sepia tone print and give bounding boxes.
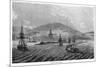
[11,1,95,64]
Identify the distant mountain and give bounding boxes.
[33,23,81,35]
[84,31,94,39]
[85,31,94,34]
[12,23,82,39]
[74,31,94,40]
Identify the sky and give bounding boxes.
[12,1,95,33]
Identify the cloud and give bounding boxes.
[12,10,18,20]
[24,25,33,29]
[12,2,95,33]
[50,5,95,32]
[23,20,31,25]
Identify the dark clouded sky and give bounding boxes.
[12,1,95,33]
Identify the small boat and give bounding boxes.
[17,44,28,52]
[66,44,82,53]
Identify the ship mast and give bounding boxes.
[17,24,28,51]
[48,28,53,39]
[18,25,26,47]
[58,34,63,46]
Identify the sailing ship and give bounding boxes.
[17,25,28,52]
